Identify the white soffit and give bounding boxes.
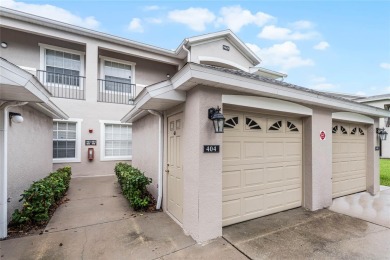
[222,95,313,116]
[332,112,374,125]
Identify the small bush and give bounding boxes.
[10,167,72,225]
[115,163,152,210]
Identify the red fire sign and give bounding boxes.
[320,131,326,140]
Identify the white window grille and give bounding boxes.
[104,60,132,92]
[103,123,132,159]
[46,49,81,86]
[53,122,77,159]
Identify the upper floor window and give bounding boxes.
[46,49,81,86]
[99,56,136,93]
[39,44,86,100]
[104,60,132,92]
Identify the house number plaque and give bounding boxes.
[85,140,97,146]
[203,145,220,153]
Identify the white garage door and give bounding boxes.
[222,111,302,226]
[332,122,367,198]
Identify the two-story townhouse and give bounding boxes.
[0,8,183,185]
[2,8,390,244]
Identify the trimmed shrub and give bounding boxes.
[114,163,152,210]
[10,167,72,225]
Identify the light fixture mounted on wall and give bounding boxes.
[166,74,170,78]
[9,112,24,124]
[208,106,225,133]
[376,128,388,141]
[1,42,8,48]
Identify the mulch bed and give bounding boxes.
[5,196,70,240]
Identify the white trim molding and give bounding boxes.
[222,95,313,116]
[332,112,374,124]
[53,118,82,163]
[99,120,132,161]
[198,56,249,72]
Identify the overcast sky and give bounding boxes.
[1,0,390,96]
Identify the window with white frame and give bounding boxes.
[39,44,85,87]
[100,57,135,93]
[100,121,132,160]
[53,119,82,163]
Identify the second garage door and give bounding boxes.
[332,122,367,198]
[222,110,302,226]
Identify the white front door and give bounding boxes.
[167,113,183,223]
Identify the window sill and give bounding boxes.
[53,158,81,164]
[100,156,132,162]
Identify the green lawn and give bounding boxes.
[380,159,390,186]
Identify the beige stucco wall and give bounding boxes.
[190,38,254,70]
[367,118,380,194]
[51,98,132,177]
[181,85,223,243]
[0,27,85,70]
[303,108,333,210]
[132,113,159,199]
[7,105,53,222]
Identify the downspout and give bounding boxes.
[147,110,163,210]
[182,39,191,63]
[0,101,28,239]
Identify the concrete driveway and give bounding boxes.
[330,186,390,228]
[2,176,389,259]
[223,208,390,259]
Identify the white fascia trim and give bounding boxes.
[176,64,390,118]
[222,95,313,116]
[198,56,249,72]
[53,118,82,163]
[99,55,136,66]
[34,103,68,119]
[38,43,85,55]
[1,8,178,57]
[185,30,261,65]
[99,120,132,161]
[332,112,374,125]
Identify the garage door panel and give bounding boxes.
[265,142,284,158]
[222,170,241,191]
[243,141,264,159]
[222,199,241,220]
[223,141,241,160]
[285,164,301,181]
[243,194,265,214]
[333,177,366,197]
[244,168,265,186]
[332,122,367,198]
[223,111,302,226]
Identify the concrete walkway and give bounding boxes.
[2,177,390,259]
[330,186,390,228]
[0,176,244,260]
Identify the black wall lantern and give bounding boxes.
[208,106,225,133]
[377,128,388,141]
